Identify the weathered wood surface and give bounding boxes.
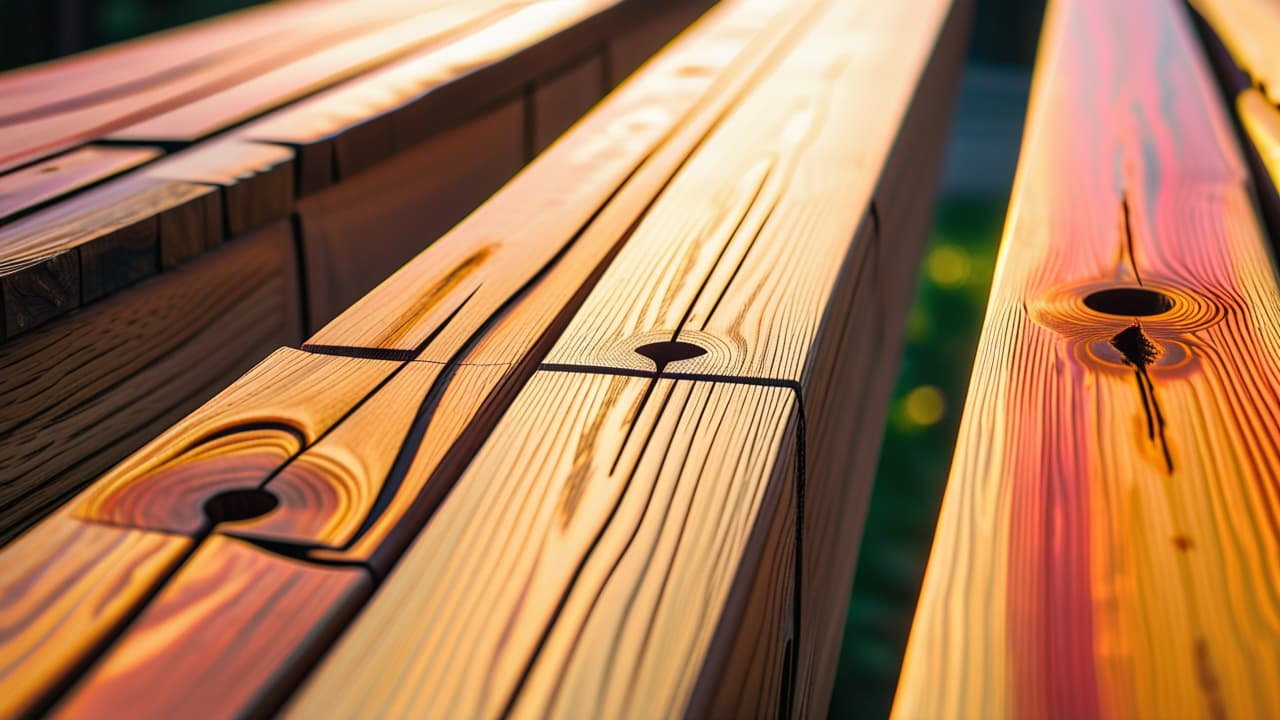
[0,0,450,174]
[0,220,301,545]
[0,146,160,222]
[1189,0,1280,104]
[894,0,1280,717]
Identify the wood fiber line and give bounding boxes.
[95,1,520,145]
[285,372,799,719]
[895,0,1280,717]
[0,0,471,173]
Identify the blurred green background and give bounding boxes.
[0,0,1045,716]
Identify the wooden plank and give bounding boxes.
[532,53,607,155]
[105,2,519,146]
[894,0,1280,717]
[146,139,295,238]
[303,0,820,355]
[295,98,524,329]
[541,0,960,385]
[228,362,510,572]
[0,512,191,718]
[0,221,301,544]
[0,0,458,173]
[1189,0,1280,104]
[285,372,800,718]
[0,175,219,337]
[51,536,371,720]
[69,348,398,535]
[226,0,817,569]
[0,146,160,222]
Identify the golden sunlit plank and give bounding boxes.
[895,0,1280,717]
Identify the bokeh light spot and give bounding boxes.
[926,244,972,288]
[903,385,946,427]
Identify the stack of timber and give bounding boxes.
[0,0,970,716]
[0,0,711,544]
[895,0,1280,717]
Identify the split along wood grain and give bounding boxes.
[286,371,799,719]
[295,98,524,330]
[542,0,960,384]
[894,0,1280,717]
[1189,0,1280,104]
[0,174,220,337]
[105,2,520,146]
[51,535,372,720]
[146,139,295,237]
[0,221,301,545]
[222,362,508,573]
[0,146,160,222]
[232,0,816,564]
[0,511,191,718]
[223,0,819,569]
[303,0,817,355]
[0,0,451,174]
[71,347,399,536]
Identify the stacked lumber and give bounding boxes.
[895,0,1280,717]
[0,0,969,716]
[0,0,710,544]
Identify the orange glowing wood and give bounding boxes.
[894,0,1280,717]
[286,372,800,718]
[1189,0,1280,104]
[0,0,459,173]
[0,349,395,715]
[0,512,191,718]
[284,0,967,717]
[51,536,372,720]
[0,146,160,222]
[229,0,819,571]
[0,221,301,544]
[72,348,398,535]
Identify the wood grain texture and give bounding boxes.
[146,139,295,237]
[105,2,520,145]
[532,53,607,155]
[243,0,621,189]
[542,0,958,384]
[894,0,1280,717]
[286,371,799,719]
[296,98,524,330]
[0,511,191,718]
[72,347,397,536]
[0,175,218,338]
[1189,0,1280,105]
[304,0,817,355]
[0,146,160,222]
[0,221,300,545]
[0,0,453,173]
[224,362,508,572]
[52,535,372,720]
